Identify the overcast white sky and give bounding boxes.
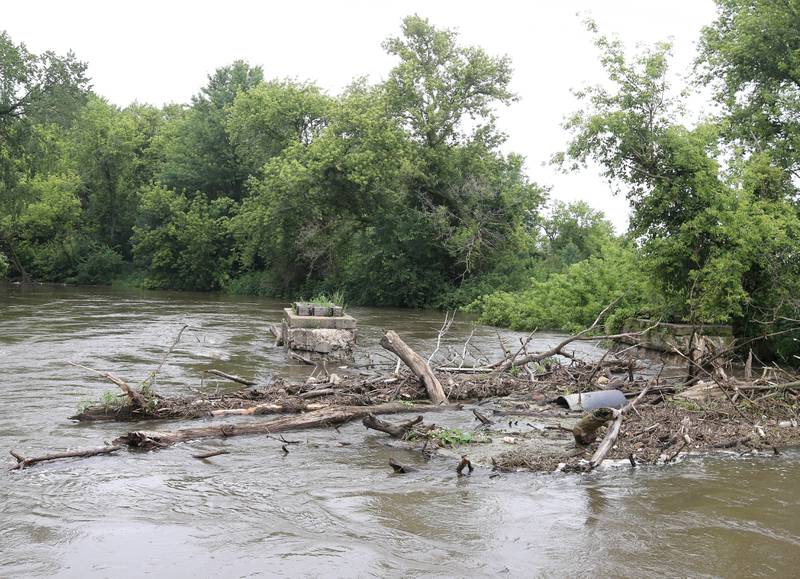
[4,0,719,231]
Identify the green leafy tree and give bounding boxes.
[476,243,656,332]
[383,15,515,149]
[68,96,163,256]
[5,172,82,281]
[562,25,800,331]
[133,185,236,290]
[699,0,800,188]
[0,31,89,279]
[157,61,263,199]
[227,80,331,174]
[0,31,88,131]
[540,200,615,270]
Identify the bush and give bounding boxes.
[0,252,8,278]
[71,243,124,285]
[473,244,659,333]
[225,271,275,297]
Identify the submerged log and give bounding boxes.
[362,414,423,438]
[115,402,444,450]
[10,445,123,470]
[380,330,446,404]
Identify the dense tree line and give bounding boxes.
[0,17,551,307]
[480,0,800,360]
[2,5,800,360]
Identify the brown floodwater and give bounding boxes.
[1,284,798,577]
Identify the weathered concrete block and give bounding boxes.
[287,328,355,354]
[621,318,734,355]
[311,305,332,317]
[293,302,312,316]
[284,308,357,330]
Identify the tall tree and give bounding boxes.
[68,97,162,255]
[226,80,331,175]
[157,60,263,199]
[383,15,515,149]
[700,0,800,191]
[562,26,800,325]
[0,30,89,279]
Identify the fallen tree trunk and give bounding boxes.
[210,401,325,417]
[380,330,446,404]
[115,402,448,450]
[68,361,149,409]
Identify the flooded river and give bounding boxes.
[1,284,799,577]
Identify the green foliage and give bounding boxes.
[540,201,615,270]
[419,427,486,446]
[475,243,658,333]
[71,241,124,285]
[383,15,515,148]
[132,185,235,290]
[699,0,800,182]
[227,80,331,174]
[307,290,346,308]
[68,96,162,256]
[156,61,263,200]
[0,252,8,278]
[558,25,800,328]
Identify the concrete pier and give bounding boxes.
[281,305,357,357]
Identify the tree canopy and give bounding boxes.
[3,7,800,361]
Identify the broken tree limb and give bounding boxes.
[589,384,651,470]
[203,369,258,387]
[142,324,189,390]
[209,401,326,417]
[116,402,450,450]
[10,445,123,470]
[68,361,149,408]
[472,408,493,426]
[192,450,229,460]
[380,330,447,404]
[573,408,615,445]
[362,414,423,438]
[299,388,335,399]
[489,300,657,372]
[289,351,315,366]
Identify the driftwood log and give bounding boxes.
[115,402,446,450]
[589,385,651,469]
[380,330,446,404]
[362,414,424,438]
[203,369,258,387]
[10,445,123,470]
[210,401,326,417]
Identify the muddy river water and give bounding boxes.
[1,284,799,577]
